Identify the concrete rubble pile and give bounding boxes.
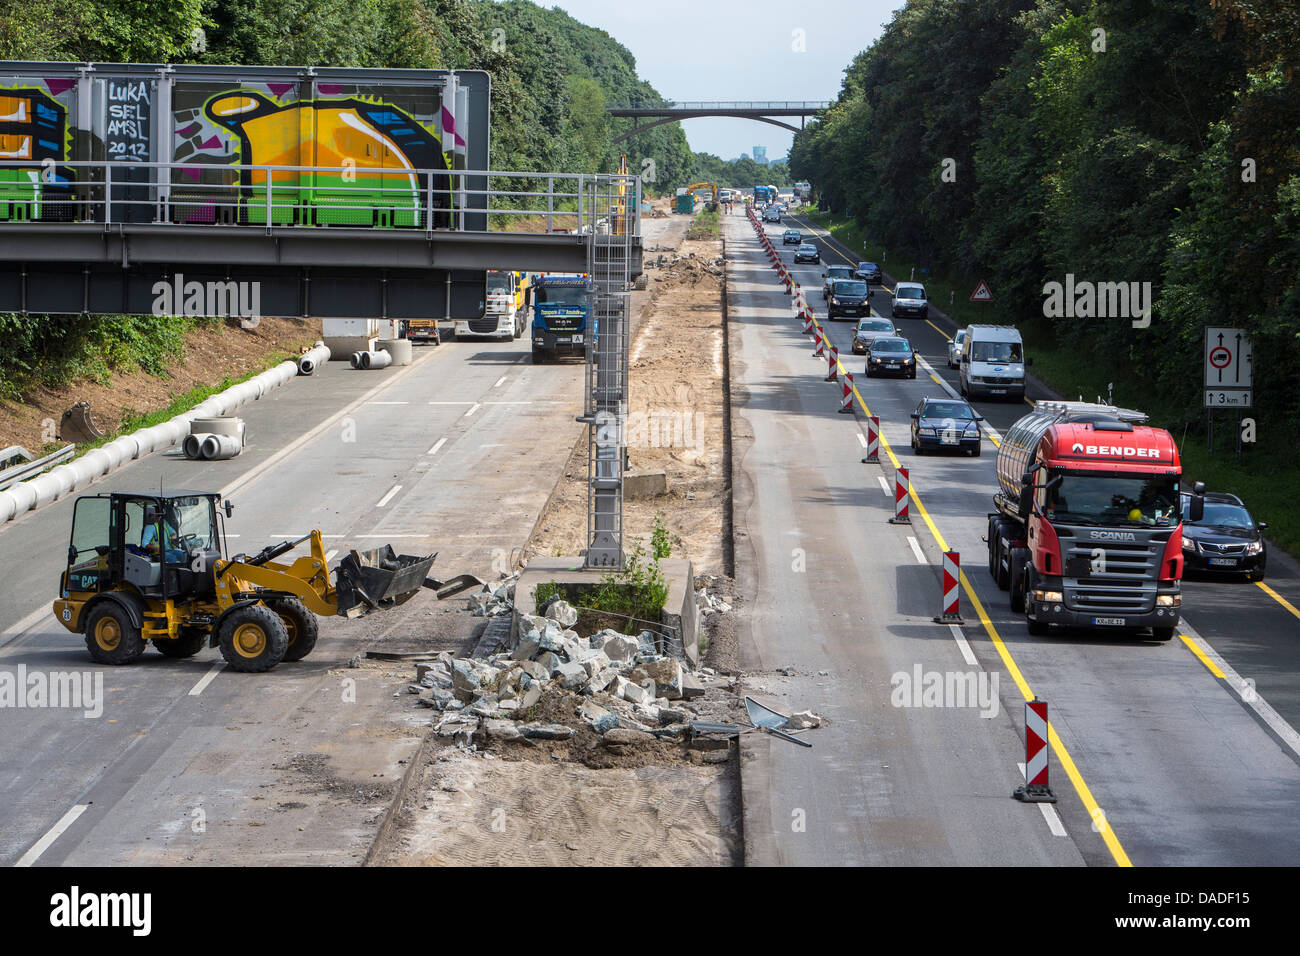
[694,578,731,621]
[407,599,737,751]
[651,252,725,282]
[468,572,520,617]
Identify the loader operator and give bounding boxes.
[140,504,185,564]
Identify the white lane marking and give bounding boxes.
[355,533,430,539]
[515,355,529,364]
[1018,763,1068,836]
[877,476,891,496]
[464,403,481,418]
[479,443,504,448]
[376,484,402,508]
[857,432,868,448]
[428,401,475,405]
[427,437,447,456]
[906,536,927,564]
[482,401,531,405]
[324,549,338,562]
[369,401,409,405]
[1181,622,1300,760]
[188,661,225,697]
[947,624,979,667]
[1,605,53,643]
[14,803,89,867]
[493,374,508,388]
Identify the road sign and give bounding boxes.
[970,280,993,301]
[1203,327,1252,408]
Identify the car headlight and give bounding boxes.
[1244,541,1263,555]
[1033,590,1064,603]
[1156,594,1181,607]
[918,427,936,436]
[964,424,979,435]
[871,356,883,363]
[1182,539,1196,552]
[830,297,838,305]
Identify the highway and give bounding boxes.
[733,205,1300,865]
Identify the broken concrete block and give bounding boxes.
[517,681,542,712]
[599,632,640,663]
[583,666,619,696]
[555,661,588,691]
[517,659,549,681]
[679,670,706,700]
[591,712,619,734]
[628,659,682,699]
[520,722,575,740]
[624,472,667,499]
[512,629,541,661]
[787,710,823,730]
[544,600,579,628]
[623,681,652,705]
[452,660,485,702]
[658,706,691,726]
[602,727,655,745]
[580,652,612,677]
[479,718,522,742]
[536,651,562,675]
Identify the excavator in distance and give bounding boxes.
[53,490,483,672]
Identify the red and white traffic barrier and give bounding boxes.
[861,416,880,462]
[1013,699,1058,803]
[933,551,963,623]
[889,466,911,524]
[803,311,814,334]
[838,373,854,414]
[825,344,839,381]
[812,327,825,357]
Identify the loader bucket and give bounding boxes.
[335,546,439,617]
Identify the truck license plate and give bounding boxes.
[990,388,1007,394]
[1093,617,1126,626]
[1209,557,1238,566]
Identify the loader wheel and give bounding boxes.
[153,629,208,658]
[267,597,319,662]
[218,605,288,673]
[85,604,146,665]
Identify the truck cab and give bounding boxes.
[529,273,590,363]
[456,270,530,340]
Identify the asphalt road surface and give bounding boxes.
[733,205,1300,866]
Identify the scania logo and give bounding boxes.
[1090,530,1137,541]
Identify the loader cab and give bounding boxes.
[63,491,225,601]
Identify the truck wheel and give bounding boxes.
[531,348,545,364]
[153,629,208,658]
[1009,549,1028,613]
[1151,626,1176,642]
[267,597,320,662]
[85,603,146,665]
[987,519,1001,581]
[1026,614,1049,636]
[218,605,289,673]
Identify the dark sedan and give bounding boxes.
[822,265,854,299]
[794,242,820,264]
[855,261,883,284]
[865,336,917,378]
[783,229,803,245]
[910,397,983,456]
[1180,492,1267,581]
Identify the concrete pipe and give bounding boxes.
[109,434,142,461]
[29,473,66,507]
[0,488,18,523]
[100,441,126,471]
[350,351,364,369]
[298,343,331,375]
[276,361,297,383]
[360,350,393,370]
[376,338,412,366]
[156,421,185,447]
[190,417,243,437]
[7,480,38,514]
[66,458,96,489]
[200,433,242,460]
[182,433,208,460]
[82,448,113,478]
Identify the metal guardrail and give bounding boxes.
[0,445,75,490]
[568,605,685,659]
[608,101,831,111]
[0,160,641,238]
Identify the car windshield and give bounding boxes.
[785,231,799,238]
[536,285,586,308]
[828,268,853,279]
[799,245,817,252]
[874,339,909,353]
[923,402,973,419]
[1183,499,1254,528]
[954,332,966,344]
[859,319,892,332]
[971,341,1022,362]
[897,286,924,299]
[1046,474,1180,527]
[486,273,512,294]
[834,281,867,295]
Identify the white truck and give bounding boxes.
[454,270,530,341]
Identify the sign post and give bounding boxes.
[1204,327,1253,455]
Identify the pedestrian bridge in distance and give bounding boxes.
[606,101,830,143]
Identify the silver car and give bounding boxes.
[948,329,967,369]
[853,316,897,354]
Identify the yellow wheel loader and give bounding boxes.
[52,490,482,673]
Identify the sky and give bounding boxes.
[549,0,901,161]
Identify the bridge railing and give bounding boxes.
[0,160,641,238]
[607,100,831,111]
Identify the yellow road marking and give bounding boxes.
[810,308,1132,866]
[1180,634,1227,679]
[1256,582,1300,621]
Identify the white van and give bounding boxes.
[959,325,1030,401]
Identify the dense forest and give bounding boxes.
[789,0,1300,456]
[0,0,762,191]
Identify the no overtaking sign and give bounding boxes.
[1204,327,1252,408]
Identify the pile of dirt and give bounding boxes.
[0,317,319,451]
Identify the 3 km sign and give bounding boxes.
[1204,327,1253,408]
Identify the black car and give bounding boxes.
[855,261,883,285]
[865,336,917,378]
[1180,492,1268,580]
[910,397,983,456]
[783,229,802,246]
[794,242,820,264]
[827,278,870,319]
[822,265,854,299]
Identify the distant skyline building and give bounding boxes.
[753,145,768,165]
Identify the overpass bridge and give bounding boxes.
[606,100,830,143]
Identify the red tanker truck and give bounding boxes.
[987,401,1205,640]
